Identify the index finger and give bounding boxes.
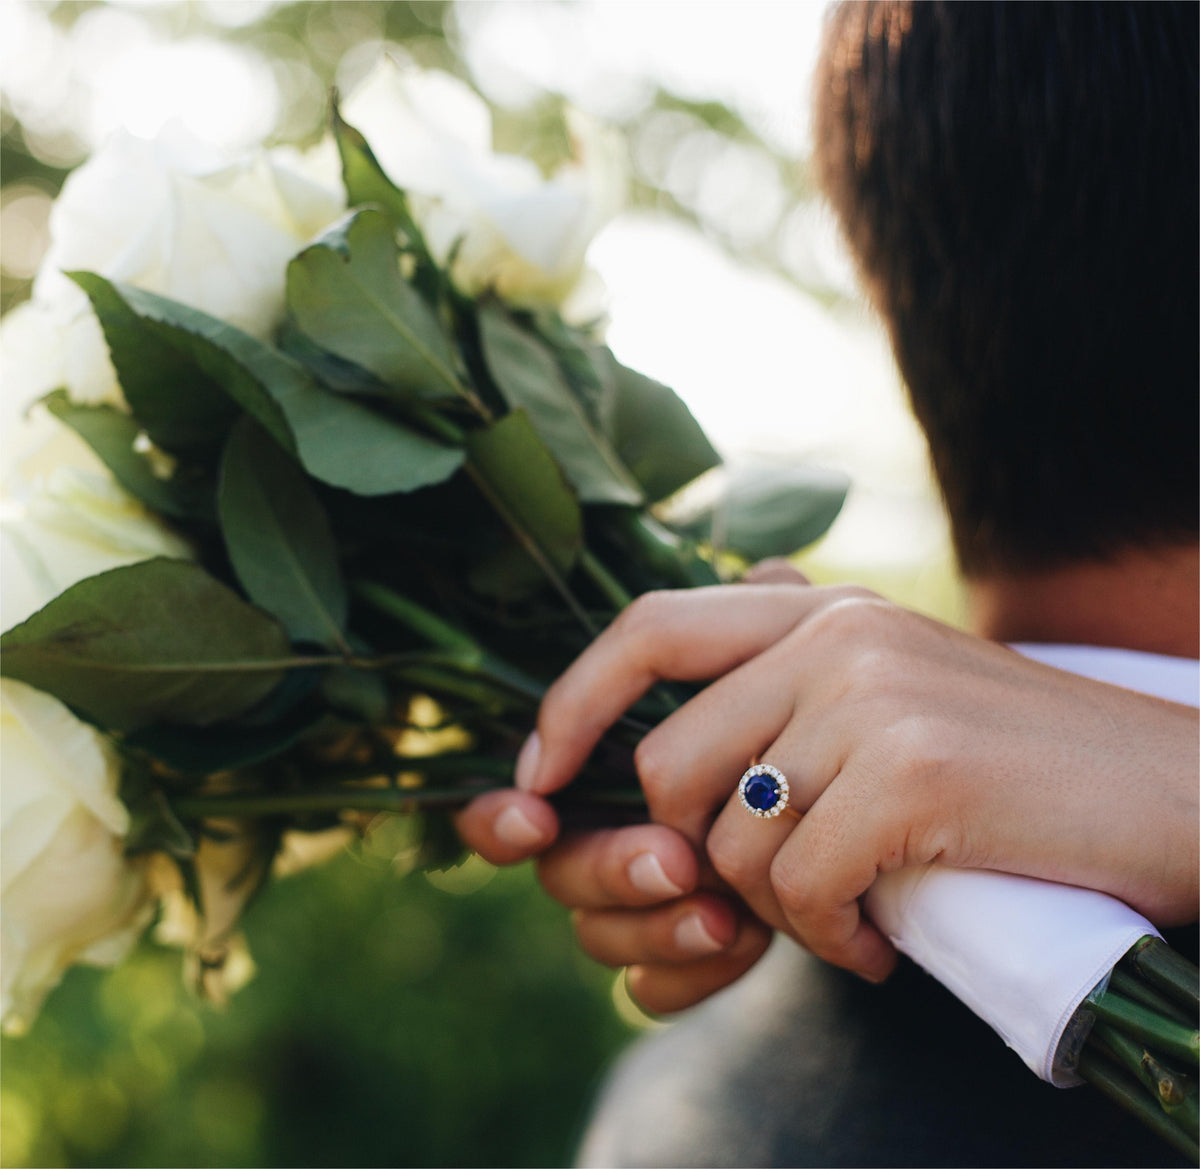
[517,584,864,796]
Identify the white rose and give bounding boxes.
[2,128,345,421]
[2,466,192,630]
[0,300,108,492]
[342,63,624,314]
[0,680,153,1035]
[0,468,193,1032]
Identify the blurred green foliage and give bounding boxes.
[1,846,638,1168]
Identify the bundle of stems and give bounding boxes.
[1080,936,1200,1159]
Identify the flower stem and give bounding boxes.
[580,549,633,611]
[464,462,598,636]
[1091,1021,1195,1114]
[1089,990,1200,1067]
[610,510,720,588]
[1109,966,1196,1028]
[405,402,469,445]
[172,785,502,819]
[353,579,549,705]
[1078,1046,1199,1162]
[353,580,482,655]
[169,760,647,821]
[1124,936,1200,1016]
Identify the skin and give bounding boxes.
[455,547,1200,1011]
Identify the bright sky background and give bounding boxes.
[1,0,956,596]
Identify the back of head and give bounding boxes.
[813,1,1198,576]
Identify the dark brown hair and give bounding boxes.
[814,1,1199,575]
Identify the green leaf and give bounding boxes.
[529,314,721,503]
[606,356,722,503]
[676,465,850,561]
[466,411,583,577]
[0,559,296,731]
[219,417,349,650]
[99,279,295,450]
[106,281,465,495]
[478,305,643,507]
[532,311,614,431]
[268,369,465,495]
[41,390,203,519]
[235,663,324,726]
[286,209,466,403]
[332,100,432,265]
[276,319,393,400]
[68,271,238,453]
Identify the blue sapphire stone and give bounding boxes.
[743,772,780,812]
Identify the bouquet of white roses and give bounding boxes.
[0,64,845,1022]
[1,64,1195,1159]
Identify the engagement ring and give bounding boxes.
[737,762,798,820]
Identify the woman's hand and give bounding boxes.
[455,562,803,1012]
[454,791,774,1012]
[511,583,1200,984]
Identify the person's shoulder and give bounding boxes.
[1011,642,1200,708]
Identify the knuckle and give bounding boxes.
[841,644,899,701]
[871,713,955,796]
[706,829,763,891]
[804,592,892,645]
[744,558,808,585]
[614,590,673,643]
[886,712,943,767]
[633,733,678,803]
[829,583,881,605]
[768,851,817,913]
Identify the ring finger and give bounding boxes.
[705,744,818,930]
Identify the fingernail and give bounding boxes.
[494,804,546,850]
[514,732,541,791]
[627,852,684,899]
[674,912,725,956]
[855,968,886,985]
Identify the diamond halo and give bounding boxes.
[737,762,790,819]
